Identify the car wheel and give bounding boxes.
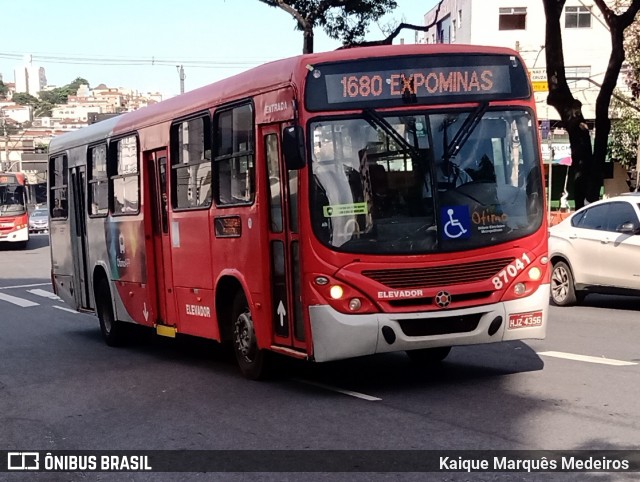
[551,261,579,306]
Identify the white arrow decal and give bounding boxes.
[143,302,149,322]
[277,300,286,327]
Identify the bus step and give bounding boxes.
[155,324,177,338]
[270,345,308,360]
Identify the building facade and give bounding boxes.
[423,0,621,121]
[14,55,47,97]
[422,0,633,199]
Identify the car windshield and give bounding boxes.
[309,108,543,254]
[31,211,48,218]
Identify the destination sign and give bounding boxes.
[326,66,510,104]
[0,174,17,184]
[305,54,530,111]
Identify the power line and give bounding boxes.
[0,51,271,69]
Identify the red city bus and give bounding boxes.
[48,44,549,379]
[0,172,30,248]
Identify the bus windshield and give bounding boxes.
[309,108,543,254]
[0,183,27,216]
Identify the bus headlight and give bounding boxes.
[348,298,362,311]
[513,283,526,296]
[329,285,344,300]
[528,267,542,281]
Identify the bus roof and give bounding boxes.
[48,43,521,152]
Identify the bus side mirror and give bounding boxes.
[282,126,306,170]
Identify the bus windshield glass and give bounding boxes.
[0,182,27,215]
[309,108,543,254]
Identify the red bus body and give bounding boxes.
[0,172,30,248]
[48,44,549,378]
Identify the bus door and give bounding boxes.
[261,124,306,351]
[70,165,91,309]
[144,149,175,326]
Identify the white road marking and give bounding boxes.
[0,293,39,307]
[538,351,637,366]
[0,282,51,290]
[294,379,382,401]
[53,305,80,314]
[27,289,61,301]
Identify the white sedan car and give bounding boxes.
[549,193,640,306]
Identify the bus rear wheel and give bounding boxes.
[96,279,125,347]
[232,292,268,380]
[406,346,452,364]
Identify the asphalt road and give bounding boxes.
[0,235,639,481]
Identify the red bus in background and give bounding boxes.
[0,172,30,248]
[48,44,549,379]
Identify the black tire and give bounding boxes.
[550,261,580,306]
[232,291,269,380]
[96,278,126,346]
[406,346,452,364]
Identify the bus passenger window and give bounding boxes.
[171,116,212,209]
[110,136,139,215]
[214,104,255,206]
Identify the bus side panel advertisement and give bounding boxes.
[105,220,146,283]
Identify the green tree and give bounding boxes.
[543,0,640,208]
[608,1,640,172]
[11,92,39,106]
[609,96,640,168]
[38,89,68,105]
[259,0,398,53]
[0,80,7,100]
[34,101,54,118]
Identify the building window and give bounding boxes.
[88,144,108,216]
[110,135,139,215]
[213,103,255,206]
[170,115,212,209]
[499,7,527,30]
[437,15,452,43]
[565,6,591,28]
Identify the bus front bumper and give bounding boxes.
[0,226,29,243]
[309,283,549,362]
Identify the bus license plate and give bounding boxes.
[508,311,543,329]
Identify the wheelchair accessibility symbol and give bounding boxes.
[441,205,471,240]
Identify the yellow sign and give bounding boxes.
[529,68,548,92]
[323,202,368,218]
[532,81,549,92]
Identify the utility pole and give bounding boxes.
[176,65,185,95]
[1,115,8,171]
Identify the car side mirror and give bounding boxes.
[617,222,640,234]
[282,125,306,170]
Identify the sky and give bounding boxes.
[0,0,440,99]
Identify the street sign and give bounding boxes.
[529,68,548,92]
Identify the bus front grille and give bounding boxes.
[398,313,484,337]
[362,257,514,289]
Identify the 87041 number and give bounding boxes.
[492,253,531,290]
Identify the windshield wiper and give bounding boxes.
[362,108,420,159]
[443,101,489,163]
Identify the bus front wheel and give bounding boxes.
[96,279,126,347]
[232,292,268,380]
